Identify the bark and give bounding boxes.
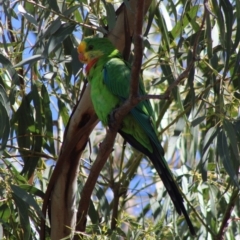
[49,85,98,239]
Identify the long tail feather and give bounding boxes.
[149,144,195,235]
[119,130,195,235]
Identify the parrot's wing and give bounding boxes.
[103,57,161,148]
[103,57,154,118]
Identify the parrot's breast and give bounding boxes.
[90,76,119,126]
[88,59,153,152]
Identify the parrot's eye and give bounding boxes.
[88,45,94,51]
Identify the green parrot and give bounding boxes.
[78,37,195,235]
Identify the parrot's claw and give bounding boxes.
[108,107,122,130]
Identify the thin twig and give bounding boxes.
[25,0,105,33]
[164,8,206,97]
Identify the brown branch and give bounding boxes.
[75,0,146,235]
[112,0,145,154]
[215,188,239,240]
[108,0,152,52]
[110,182,120,230]
[122,7,131,61]
[40,85,98,240]
[130,0,144,98]
[75,127,118,233]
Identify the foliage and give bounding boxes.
[0,0,240,239]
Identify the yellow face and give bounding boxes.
[77,41,88,63]
[78,40,104,64]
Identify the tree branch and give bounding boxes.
[130,0,144,98]
[75,0,146,235]
[110,182,121,230]
[215,188,239,240]
[40,85,98,240]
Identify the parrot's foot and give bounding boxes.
[107,107,122,129]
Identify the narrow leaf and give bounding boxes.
[11,185,44,218]
[18,4,38,26]
[12,194,31,240]
[217,130,239,186]
[14,54,43,68]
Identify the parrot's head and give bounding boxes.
[78,37,116,64]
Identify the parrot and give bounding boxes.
[77,37,195,235]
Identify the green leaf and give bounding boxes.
[209,184,218,219]
[206,13,213,59]
[0,204,11,222]
[71,47,84,76]
[21,84,43,177]
[57,98,70,126]
[191,116,205,127]
[95,186,110,222]
[0,85,10,151]
[46,23,76,54]
[43,19,62,37]
[223,120,240,169]
[212,0,225,47]
[88,13,100,27]
[4,160,28,184]
[12,193,31,240]
[170,6,199,40]
[46,0,60,12]
[122,0,131,11]
[217,130,239,187]
[19,184,45,199]
[202,127,218,157]
[11,185,44,218]
[62,5,81,17]
[88,199,99,224]
[220,0,233,77]
[18,4,38,26]
[149,195,161,223]
[32,84,42,132]
[231,50,240,90]
[144,1,160,37]
[155,8,170,52]
[233,0,240,50]
[200,127,218,181]
[14,54,43,68]
[104,2,116,31]
[167,118,186,159]
[197,184,207,217]
[0,54,19,85]
[16,95,35,176]
[41,84,55,155]
[0,84,10,114]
